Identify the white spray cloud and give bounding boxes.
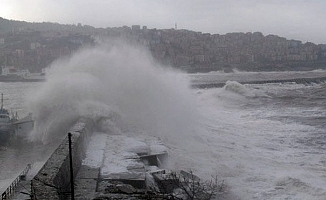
[26,41,198,146]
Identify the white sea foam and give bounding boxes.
[312,68,326,72]
[190,85,326,199]
[223,80,270,98]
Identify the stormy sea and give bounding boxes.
[0,43,325,199]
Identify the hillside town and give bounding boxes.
[1,17,326,73]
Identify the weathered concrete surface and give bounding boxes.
[74,165,99,200]
[31,118,94,200]
[103,172,147,189]
[139,152,168,168]
[71,134,172,199]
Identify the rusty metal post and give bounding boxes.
[68,132,75,200]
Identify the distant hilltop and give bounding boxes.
[1,17,326,73]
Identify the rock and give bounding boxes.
[116,184,136,194]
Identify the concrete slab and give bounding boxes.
[74,165,99,200]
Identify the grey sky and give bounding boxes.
[1,0,326,44]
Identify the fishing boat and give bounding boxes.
[0,94,18,144]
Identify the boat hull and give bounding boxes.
[0,128,12,144]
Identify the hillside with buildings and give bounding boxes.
[1,17,326,73]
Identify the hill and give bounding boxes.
[1,17,326,72]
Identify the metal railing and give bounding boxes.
[1,163,32,200]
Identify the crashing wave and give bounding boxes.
[223,80,270,98]
[26,40,197,144]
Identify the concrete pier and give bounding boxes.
[27,124,170,200]
[73,134,169,200]
[31,118,94,200]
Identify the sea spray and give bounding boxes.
[26,41,199,154]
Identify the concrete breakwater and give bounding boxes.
[192,76,326,89]
[31,118,94,200]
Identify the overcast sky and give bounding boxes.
[1,0,326,44]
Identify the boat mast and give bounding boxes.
[1,93,3,110]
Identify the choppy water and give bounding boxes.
[1,77,325,199]
[191,79,326,200]
[0,45,325,199]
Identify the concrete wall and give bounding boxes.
[31,118,94,200]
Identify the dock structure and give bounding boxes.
[1,164,32,200]
[73,134,169,200]
[30,118,92,200]
[18,118,179,200]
